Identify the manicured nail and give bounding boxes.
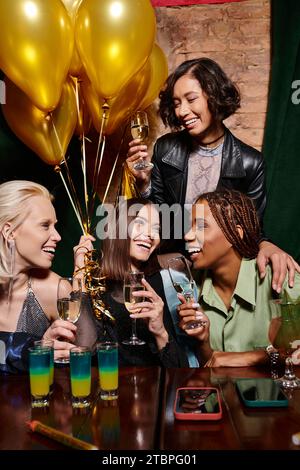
[192,303,200,308]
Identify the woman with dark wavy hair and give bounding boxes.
[126,57,299,292]
[75,197,188,367]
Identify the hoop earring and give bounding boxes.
[7,239,15,303]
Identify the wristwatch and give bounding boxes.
[265,344,278,356]
[265,344,279,365]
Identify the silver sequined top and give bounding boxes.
[15,280,50,337]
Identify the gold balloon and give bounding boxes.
[76,0,156,99]
[139,44,169,110]
[61,0,83,76]
[0,0,73,112]
[82,60,151,135]
[3,78,77,165]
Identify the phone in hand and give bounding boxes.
[174,387,222,420]
[236,378,288,408]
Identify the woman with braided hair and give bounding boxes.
[177,189,300,367]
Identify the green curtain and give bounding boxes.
[263,0,300,262]
[0,102,100,276]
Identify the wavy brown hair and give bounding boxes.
[101,198,160,281]
[159,58,240,130]
[197,190,260,259]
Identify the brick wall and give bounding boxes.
[98,0,271,202]
[155,0,271,149]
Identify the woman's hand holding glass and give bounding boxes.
[55,277,82,363]
[129,278,168,348]
[130,111,153,171]
[123,271,146,346]
[126,139,152,194]
[177,295,209,340]
[43,320,77,362]
[168,255,206,330]
[126,112,152,191]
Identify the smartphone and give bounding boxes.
[236,378,288,408]
[174,387,222,421]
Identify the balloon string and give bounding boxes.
[81,135,90,231]
[55,167,85,235]
[89,102,108,223]
[94,134,106,198]
[74,78,80,121]
[94,103,109,193]
[50,114,86,234]
[89,135,106,222]
[101,143,119,207]
[91,104,107,197]
[74,78,90,231]
[63,153,87,232]
[51,115,86,229]
[101,124,128,207]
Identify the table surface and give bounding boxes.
[160,367,300,451]
[1,365,300,451]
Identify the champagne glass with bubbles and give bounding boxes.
[168,256,206,330]
[123,271,146,345]
[131,110,153,171]
[55,277,82,363]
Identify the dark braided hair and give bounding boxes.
[196,190,260,259]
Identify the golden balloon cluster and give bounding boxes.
[0,0,168,234]
[82,250,114,322]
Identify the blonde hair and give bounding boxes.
[0,180,52,283]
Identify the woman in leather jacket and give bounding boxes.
[127,58,299,292]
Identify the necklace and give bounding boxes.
[200,132,225,147]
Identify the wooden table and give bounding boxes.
[0,366,162,450]
[160,367,300,450]
[1,365,300,452]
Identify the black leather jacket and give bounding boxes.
[150,128,266,221]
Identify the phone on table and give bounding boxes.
[236,378,288,408]
[174,387,222,420]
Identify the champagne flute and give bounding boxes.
[123,271,146,345]
[55,277,82,364]
[168,255,205,330]
[131,110,153,171]
[269,299,300,389]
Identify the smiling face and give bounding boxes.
[185,200,235,270]
[129,204,160,268]
[13,196,61,271]
[173,74,219,142]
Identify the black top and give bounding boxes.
[97,271,188,367]
[151,128,266,220]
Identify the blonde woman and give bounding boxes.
[0,180,96,372]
